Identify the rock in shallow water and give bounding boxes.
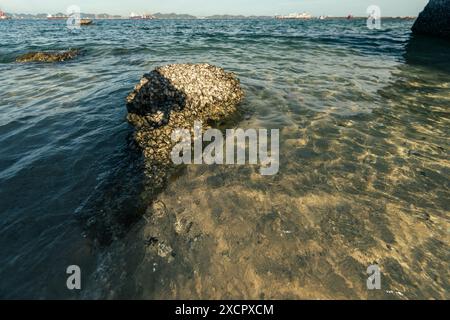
[412,0,450,39]
[16,49,80,63]
[126,63,244,193]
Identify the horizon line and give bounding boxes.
[1,11,418,18]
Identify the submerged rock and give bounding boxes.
[16,49,80,63]
[126,63,244,193]
[412,0,450,39]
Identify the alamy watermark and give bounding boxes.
[66,5,81,31]
[367,5,381,30]
[367,264,381,290]
[66,265,81,290]
[171,121,280,176]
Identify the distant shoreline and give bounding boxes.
[1,11,417,21]
[2,16,417,20]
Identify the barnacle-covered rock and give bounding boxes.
[16,49,80,63]
[126,63,244,192]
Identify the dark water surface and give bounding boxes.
[0,19,449,299]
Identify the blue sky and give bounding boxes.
[1,0,428,16]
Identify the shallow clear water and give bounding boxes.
[0,19,449,299]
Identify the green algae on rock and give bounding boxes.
[16,49,80,63]
[126,63,244,193]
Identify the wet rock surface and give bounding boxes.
[16,49,80,63]
[126,63,244,194]
[73,64,243,247]
[412,0,450,39]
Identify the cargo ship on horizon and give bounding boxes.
[276,12,312,20]
[129,12,155,20]
[47,14,69,20]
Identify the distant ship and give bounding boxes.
[80,19,93,26]
[47,14,93,26]
[129,12,155,20]
[47,14,69,20]
[276,12,312,20]
[0,10,11,20]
